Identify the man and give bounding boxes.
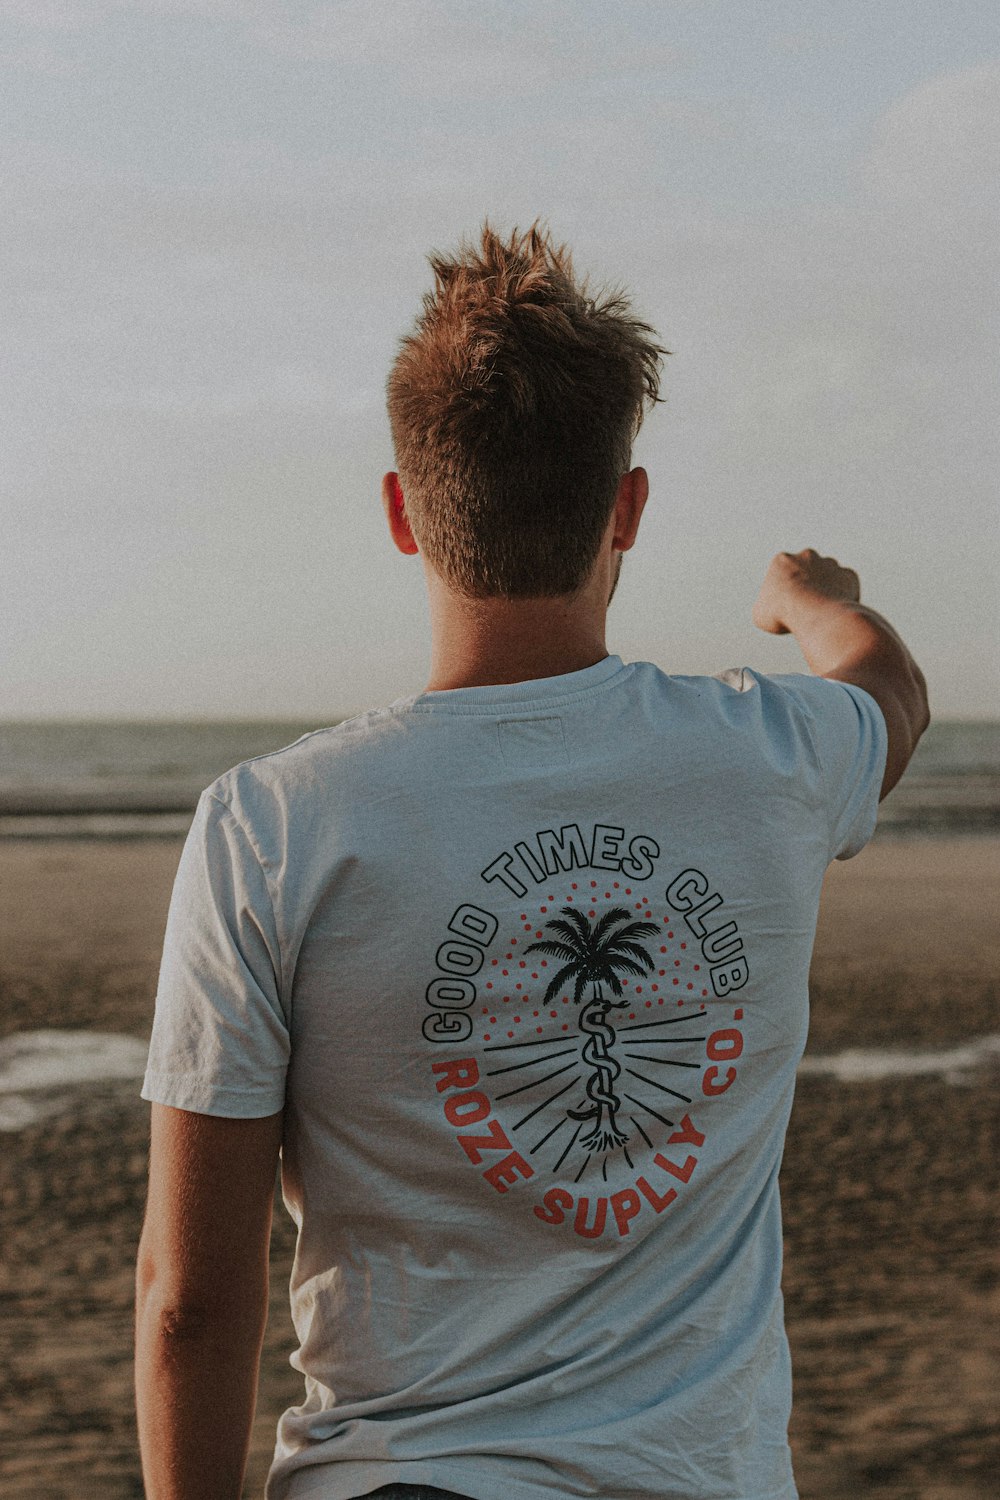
[135,220,929,1500]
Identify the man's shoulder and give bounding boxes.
[648,665,876,761]
[697,664,866,712]
[625,660,751,694]
[202,704,415,821]
[637,662,770,704]
[636,662,773,696]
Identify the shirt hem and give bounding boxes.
[275,1458,798,1500]
[140,1071,284,1117]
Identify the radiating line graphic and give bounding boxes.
[485,1047,576,1077]
[622,1053,702,1069]
[624,1093,675,1129]
[510,1077,577,1131]
[553,1121,583,1172]
[495,1060,578,1101]
[616,1013,707,1034]
[484,1034,580,1052]
[527,1111,572,1156]
[618,1035,707,1046]
[623,1067,693,1104]
[468,903,711,1179]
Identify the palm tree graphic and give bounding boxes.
[523,906,660,1153]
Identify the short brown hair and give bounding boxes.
[386,218,668,598]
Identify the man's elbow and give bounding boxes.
[911,660,931,739]
[878,666,930,802]
[137,1278,268,1347]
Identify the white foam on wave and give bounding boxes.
[0,812,193,839]
[0,1029,149,1131]
[798,1034,1000,1084]
[1,1029,999,1132]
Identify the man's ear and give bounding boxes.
[382,472,420,556]
[610,467,649,552]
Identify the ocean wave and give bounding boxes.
[2,1030,998,1132]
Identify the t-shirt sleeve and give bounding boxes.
[140,788,289,1117]
[784,675,889,862]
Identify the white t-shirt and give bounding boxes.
[141,656,888,1500]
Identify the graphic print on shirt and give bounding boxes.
[424,821,751,1239]
[524,904,663,1155]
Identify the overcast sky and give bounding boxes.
[3,0,998,720]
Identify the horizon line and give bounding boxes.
[0,712,995,728]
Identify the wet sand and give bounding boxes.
[0,834,997,1498]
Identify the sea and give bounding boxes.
[1,715,997,1126]
[0,716,997,840]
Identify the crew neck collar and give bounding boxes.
[398,654,629,714]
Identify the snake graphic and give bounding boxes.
[569,995,628,1151]
[521,903,660,1159]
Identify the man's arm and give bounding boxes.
[752,548,931,801]
[134,1102,284,1500]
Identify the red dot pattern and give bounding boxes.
[473,880,716,1044]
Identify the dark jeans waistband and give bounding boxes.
[354,1488,473,1500]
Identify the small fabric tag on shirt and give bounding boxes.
[496,715,569,769]
[714,666,753,692]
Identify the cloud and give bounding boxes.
[0,0,107,27]
[0,0,248,23]
[660,62,1000,478]
[247,0,682,90]
[850,63,999,409]
[863,60,1000,232]
[0,0,682,86]
[0,37,88,70]
[2,33,996,714]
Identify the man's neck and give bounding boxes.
[423,592,610,693]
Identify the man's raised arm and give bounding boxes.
[752,547,931,801]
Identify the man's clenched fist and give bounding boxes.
[752,548,862,635]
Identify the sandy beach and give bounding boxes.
[1,833,997,1499]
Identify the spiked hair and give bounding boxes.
[385,218,668,598]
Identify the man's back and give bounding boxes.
[142,655,887,1500]
[134,223,927,1500]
